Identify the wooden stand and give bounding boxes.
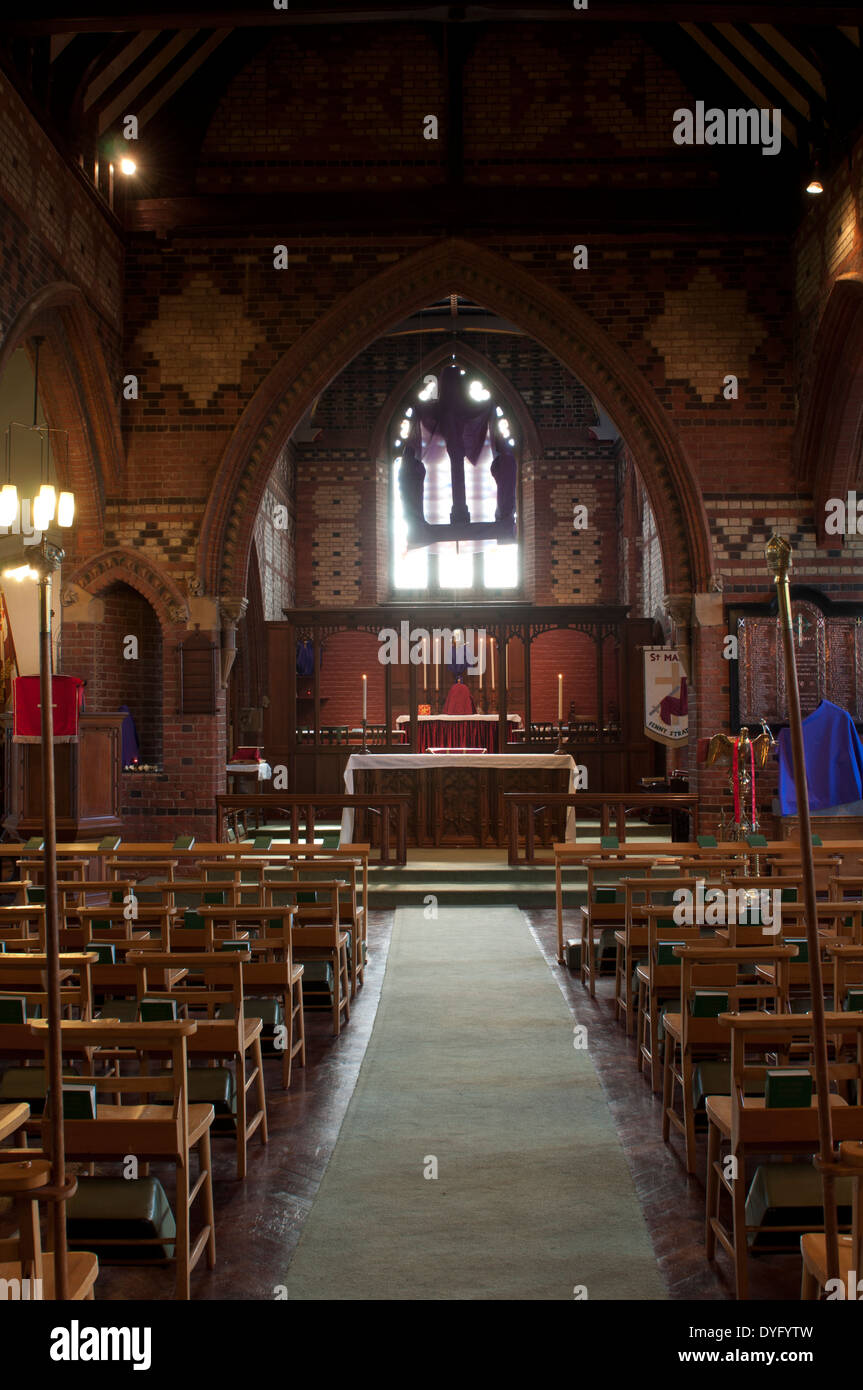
[2,711,124,840]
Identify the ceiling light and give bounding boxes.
[0,484,18,527]
[120,157,137,176]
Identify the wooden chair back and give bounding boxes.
[721,1012,863,1147]
[0,904,46,951]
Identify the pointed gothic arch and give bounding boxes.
[199,238,714,601]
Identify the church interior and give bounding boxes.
[1,0,863,1331]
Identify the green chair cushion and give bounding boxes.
[301,962,334,1006]
[96,998,140,1022]
[67,1176,176,1262]
[745,1162,853,1250]
[0,1065,49,1110]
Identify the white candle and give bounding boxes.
[479,634,484,690]
[423,636,427,690]
[362,673,367,721]
[490,638,495,691]
[434,636,439,690]
[558,673,563,722]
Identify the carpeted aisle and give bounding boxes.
[284,907,666,1300]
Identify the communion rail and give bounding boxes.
[503,792,700,865]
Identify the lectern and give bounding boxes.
[2,711,124,839]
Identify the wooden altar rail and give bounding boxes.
[214,794,411,865]
[504,793,701,865]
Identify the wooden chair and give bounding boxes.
[0,880,33,905]
[662,943,796,1173]
[30,1018,216,1299]
[615,875,721,1036]
[261,878,350,1036]
[705,1011,863,1299]
[53,880,138,916]
[199,905,305,1088]
[826,942,863,1013]
[0,952,98,1132]
[19,857,88,884]
[0,904,46,951]
[268,859,365,995]
[0,1158,98,1300]
[126,951,268,1180]
[800,1142,863,1299]
[74,904,176,952]
[577,860,667,998]
[105,857,179,883]
[636,909,704,1092]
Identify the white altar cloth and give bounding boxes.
[340,753,578,842]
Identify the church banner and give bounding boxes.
[643,647,689,746]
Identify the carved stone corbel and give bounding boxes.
[219,597,248,687]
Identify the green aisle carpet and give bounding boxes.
[284,906,666,1300]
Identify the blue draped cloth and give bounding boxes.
[777,700,863,814]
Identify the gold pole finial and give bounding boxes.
[765,533,792,581]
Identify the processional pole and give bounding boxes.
[765,534,840,1287]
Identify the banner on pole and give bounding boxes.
[643,647,689,746]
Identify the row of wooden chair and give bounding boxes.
[0,841,373,1301]
[557,840,863,1300]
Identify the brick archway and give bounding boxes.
[62,547,189,632]
[794,274,863,545]
[0,282,123,558]
[200,237,713,599]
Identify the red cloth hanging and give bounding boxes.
[13,675,84,743]
[442,680,476,716]
[659,675,688,725]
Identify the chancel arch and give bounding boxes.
[201,238,713,608]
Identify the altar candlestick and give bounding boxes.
[558,673,563,722]
[362,673,367,721]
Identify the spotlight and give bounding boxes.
[120,157,137,176]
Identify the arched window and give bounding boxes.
[391,364,520,594]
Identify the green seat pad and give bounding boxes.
[692,1060,732,1110]
[745,1162,853,1250]
[67,1176,176,1262]
[96,998,140,1022]
[188,1066,235,1113]
[301,962,334,1006]
[0,1066,49,1111]
[218,998,284,1053]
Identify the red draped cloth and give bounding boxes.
[659,676,688,725]
[13,675,84,743]
[442,681,476,715]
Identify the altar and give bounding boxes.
[341,752,578,849]
[394,713,522,753]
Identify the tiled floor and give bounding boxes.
[56,906,799,1300]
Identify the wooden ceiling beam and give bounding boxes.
[9,4,863,36]
[679,22,798,146]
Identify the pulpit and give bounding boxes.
[2,711,124,839]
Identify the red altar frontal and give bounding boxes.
[394,713,522,752]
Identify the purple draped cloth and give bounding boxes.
[400,366,516,539]
[777,699,863,814]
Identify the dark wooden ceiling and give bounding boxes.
[2,4,861,237]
